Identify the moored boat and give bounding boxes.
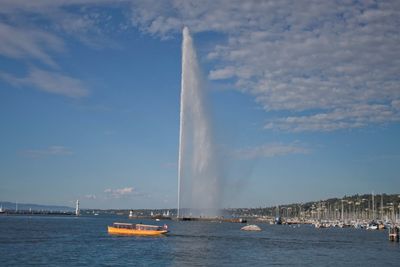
[388,226,399,242]
[108,222,168,236]
[367,222,379,230]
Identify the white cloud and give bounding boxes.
[209,67,235,80]
[0,68,89,98]
[21,146,73,158]
[0,22,64,66]
[392,100,400,110]
[265,104,400,132]
[84,194,97,200]
[1,1,400,131]
[0,0,121,98]
[128,0,400,132]
[235,143,309,160]
[104,187,135,199]
[0,0,125,49]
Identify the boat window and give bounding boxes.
[113,223,135,229]
[136,224,163,231]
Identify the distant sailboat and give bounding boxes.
[75,200,80,216]
[162,210,170,217]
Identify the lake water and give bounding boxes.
[0,215,399,266]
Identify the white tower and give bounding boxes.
[75,200,80,216]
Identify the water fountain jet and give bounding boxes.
[177,27,220,218]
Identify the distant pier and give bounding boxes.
[175,217,247,223]
[0,210,75,216]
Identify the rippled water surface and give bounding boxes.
[0,216,399,266]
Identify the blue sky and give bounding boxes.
[1,0,399,209]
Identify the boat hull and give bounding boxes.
[108,226,168,236]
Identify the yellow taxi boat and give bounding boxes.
[108,222,168,236]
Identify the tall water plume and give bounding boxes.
[178,27,220,218]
